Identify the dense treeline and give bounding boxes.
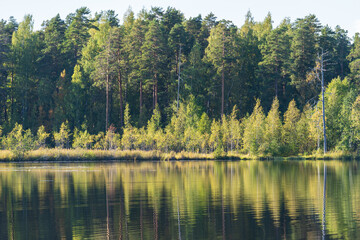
[0,7,360,156]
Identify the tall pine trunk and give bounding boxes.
[154,73,158,109]
[106,72,109,131]
[275,66,278,98]
[221,31,225,117]
[118,71,123,128]
[221,65,224,117]
[140,80,143,118]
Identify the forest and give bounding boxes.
[0,6,360,157]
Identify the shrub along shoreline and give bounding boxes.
[0,149,358,162]
[2,93,360,161]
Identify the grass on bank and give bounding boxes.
[0,149,214,161]
[0,149,359,161]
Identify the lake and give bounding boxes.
[0,160,359,239]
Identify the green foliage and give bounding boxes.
[10,15,40,127]
[0,8,358,156]
[222,106,242,152]
[263,98,282,156]
[243,99,265,155]
[184,126,203,153]
[121,104,137,150]
[290,15,320,104]
[308,105,323,151]
[4,123,35,157]
[296,105,314,154]
[337,89,357,150]
[209,119,223,153]
[72,123,93,149]
[204,21,239,115]
[140,20,166,109]
[93,132,106,149]
[351,95,360,147]
[164,102,186,151]
[282,100,301,156]
[198,113,211,135]
[146,106,162,150]
[104,125,121,150]
[324,77,351,149]
[64,7,94,63]
[347,33,360,81]
[259,19,291,101]
[35,125,50,149]
[53,121,71,149]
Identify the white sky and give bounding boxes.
[1,0,359,38]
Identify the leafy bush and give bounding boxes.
[53,121,71,148]
[93,132,105,149]
[4,123,35,157]
[72,124,93,149]
[104,125,120,150]
[35,125,50,149]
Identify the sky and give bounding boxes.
[1,0,359,38]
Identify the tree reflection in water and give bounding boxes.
[0,160,359,239]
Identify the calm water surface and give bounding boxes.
[0,160,359,239]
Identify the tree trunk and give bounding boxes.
[153,81,155,109]
[4,100,7,122]
[221,31,225,117]
[154,73,158,109]
[106,72,109,131]
[140,80,143,117]
[221,66,224,117]
[118,71,123,127]
[275,66,278,98]
[10,71,14,119]
[175,51,178,75]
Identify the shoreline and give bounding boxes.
[0,149,359,162]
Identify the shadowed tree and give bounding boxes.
[140,20,167,110]
[290,14,321,105]
[204,21,238,116]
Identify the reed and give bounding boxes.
[0,149,358,162]
[300,150,357,160]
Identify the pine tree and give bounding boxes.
[38,14,67,130]
[204,21,238,116]
[259,19,291,102]
[124,18,147,123]
[140,20,167,110]
[63,7,94,66]
[290,15,321,105]
[90,21,116,131]
[334,26,351,78]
